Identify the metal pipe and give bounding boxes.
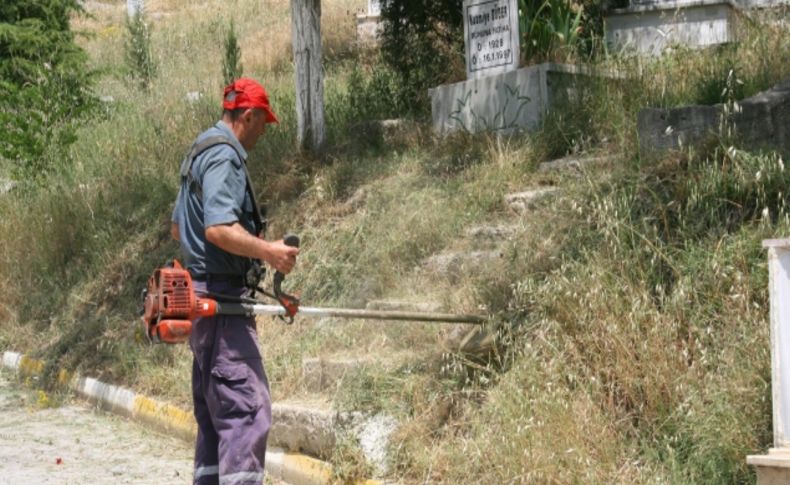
[248,304,487,324]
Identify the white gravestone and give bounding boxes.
[463,0,520,79]
[763,239,790,448]
[368,0,385,16]
[746,240,790,484]
[127,0,144,17]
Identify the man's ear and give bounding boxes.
[242,108,255,124]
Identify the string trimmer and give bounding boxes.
[141,235,486,344]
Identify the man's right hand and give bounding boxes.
[205,223,300,274]
[264,238,299,274]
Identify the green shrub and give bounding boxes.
[125,12,156,89]
[343,61,409,121]
[0,0,93,181]
[222,20,243,85]
[379,0,466,115]
[518,0,584,62]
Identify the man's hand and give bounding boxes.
[205,223,299,274]
[264,238,299,274]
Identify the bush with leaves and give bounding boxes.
[379,0,466,116]
[519,0,584,62]
[0,0,93,181]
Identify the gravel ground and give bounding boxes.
[0,371,193,484]
[0,371,284,484]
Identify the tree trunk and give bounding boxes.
[291,0,326,155]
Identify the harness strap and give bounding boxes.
[179,135,264,235]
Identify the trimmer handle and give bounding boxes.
[273,234,300,323]
[283,233,301,248]
[273,234,299,293]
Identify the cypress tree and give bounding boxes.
[222,20,243,86]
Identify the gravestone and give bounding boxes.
[747,240,790,484]
[127,0,144,17]
[291,0,326,154]
[368,0,385,16]
[462,0,520,79]
[357,0,387,43]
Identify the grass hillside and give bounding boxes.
[1,0,789,482]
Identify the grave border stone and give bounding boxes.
[429,62,623,135]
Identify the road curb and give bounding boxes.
[1,350,379,485]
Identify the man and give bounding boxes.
[170,77,299,485]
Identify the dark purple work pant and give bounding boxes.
[190,281,272,485]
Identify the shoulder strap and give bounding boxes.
[179,135,264,235]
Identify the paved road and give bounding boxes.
[0,371,194,484]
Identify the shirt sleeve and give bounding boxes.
[201,156,246,228]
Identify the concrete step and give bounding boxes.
[0,178,15,196]
[270,400,351,459]
[538,153,610,175]
[422,250,502,280]
[748,448,790,485]
[504,187,559,214]
[442,325,498,360]
[302,356,372,393]
[270,399,397,476]
[302,351,417,393]
[464,224,518,246]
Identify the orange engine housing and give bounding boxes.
[142,260,197,344]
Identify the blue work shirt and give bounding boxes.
[171,121,260,277]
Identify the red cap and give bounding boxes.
[223,78,279,124]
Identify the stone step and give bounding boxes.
[504,187,559,214]
[269,400,397,476]
[270,400,350,459]
[0,178,16,196]
[748,448,790,485]
[464,224,518,246]
[538,153,610,175]
[442,325,498,360]
[422,250,502,280]
[302,356,371,393]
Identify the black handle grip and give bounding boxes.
[283,234,300,249]
[274,234,300,294]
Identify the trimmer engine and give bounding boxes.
[141,260,215,344]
